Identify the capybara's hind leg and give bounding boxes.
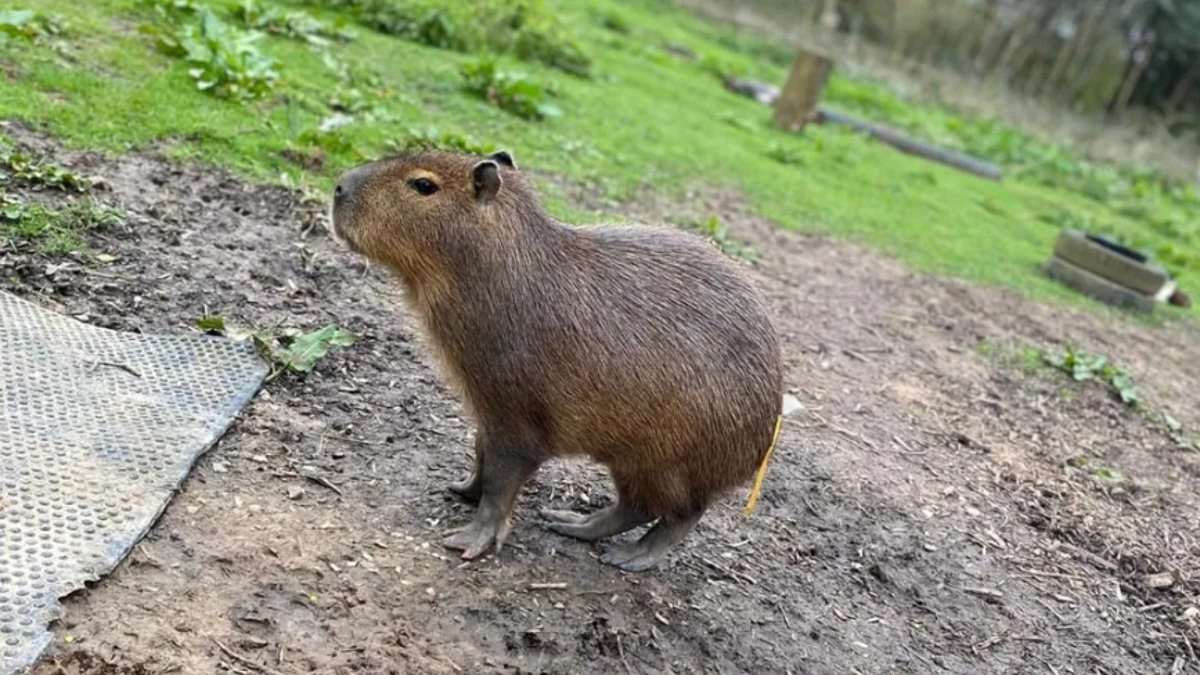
[540,499,652,541]
[444,446,540,560]
[541,473,653,541]
[599,508,704,572]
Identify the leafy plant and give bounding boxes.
[0,8,64,44]
[196,317,357,380]
[303,0,591,76]
[232,0,353,46]
[1043,346,1139,406]
[145,8,279,101]
[390,126,496,155]
[0,148,92,192]
[460,58,561,121]
[196,315,226,333]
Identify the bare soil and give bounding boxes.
[4,123,1199,675]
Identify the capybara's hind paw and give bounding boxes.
[443,517,512,560]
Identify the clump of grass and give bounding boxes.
[309,0,591,76]
[143,7,279,101]
[461,58,561,121]
[684,215,756,261]
[390,126,496,155]
[1042,346,1139,407]
[597,10,631,34]
[232,0,354,46]
[0,194,123,254]
[766,141,805,166]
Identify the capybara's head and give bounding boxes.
[331,149,528,279]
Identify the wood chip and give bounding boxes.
[1143,571,1176,589]
[963,586,1004,601]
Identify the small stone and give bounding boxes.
[287,487,305,500]
[250,454,268,463]
[782,393,803,417]
[212,462,228,473]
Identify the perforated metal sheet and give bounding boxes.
[0,291,267,674]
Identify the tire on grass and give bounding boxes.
[1042,255,1155,312]
[1052,229,1169,296]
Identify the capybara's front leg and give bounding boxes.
[444,439,541,560]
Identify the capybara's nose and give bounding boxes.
[333,165,370,206]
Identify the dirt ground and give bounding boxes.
[4,122,1200,675]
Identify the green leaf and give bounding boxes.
[278,324,356,373]
[196,315,225,333]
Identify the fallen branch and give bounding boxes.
[814,108,1003,181]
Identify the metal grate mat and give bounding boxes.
[0,291,267,674]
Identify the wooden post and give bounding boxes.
[772,48,833,132]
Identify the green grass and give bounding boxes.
[0,197,124,253]
[1,0,1196,317]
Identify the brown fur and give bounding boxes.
[332,150,782,564]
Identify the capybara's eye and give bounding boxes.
[409,178,439,196]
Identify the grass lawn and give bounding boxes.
[1,0,1197,316]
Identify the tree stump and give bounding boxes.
[772,48,834,132]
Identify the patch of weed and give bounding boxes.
[233,0,354,46]
[197,317,357,380]
[684,214,756,261]
[1042,346,1139,406]
[766,141,805,166]
[0,148,92,192]
[461,58,561,121]
[0,8,64,44]
[308,0,591,76]
[0,195,123,253]
[597,10,630,34]
[144,8,279,101]
[390,126,496,155]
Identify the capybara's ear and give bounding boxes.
[488,150,516,169]
[472,160,501,203]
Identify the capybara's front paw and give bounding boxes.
[443,513,512,560]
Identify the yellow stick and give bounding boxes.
[743,414,783,516]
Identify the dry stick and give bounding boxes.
[963,586,1004,600]
[893,435,927,456]
[617,634,634,675]
[89,361,142,378]
[304,474,343,497]
[529,582,568,591]
[212,639,286,675]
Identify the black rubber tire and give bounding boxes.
[1042,255,1154,312]
[1052,229,1169,295]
